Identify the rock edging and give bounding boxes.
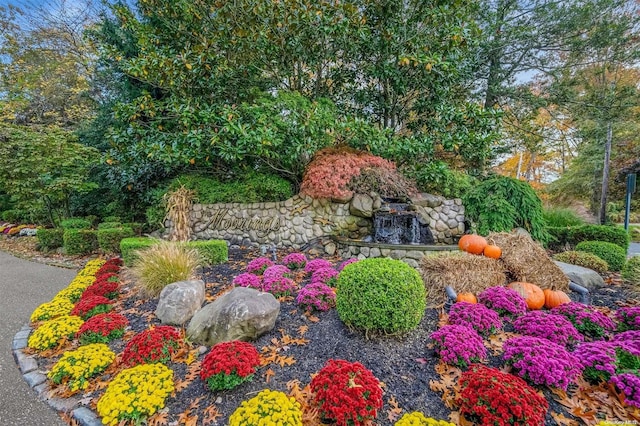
[12,323,103,426]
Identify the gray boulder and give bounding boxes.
[350,193,374,218]
[554,261,605,291]
[155,280,205,325]
[186,287,280,346]
[410,193,444,208]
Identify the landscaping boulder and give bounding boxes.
[155,280,205,325]
[350,193,374,218]
[554,261,605,291]
[410,193,443,208]
[186,287,280,346]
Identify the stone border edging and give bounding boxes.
[11,323,103,426]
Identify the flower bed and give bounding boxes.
[48,343,115,392]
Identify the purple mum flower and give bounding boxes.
[282,253,307,270]
[296,282,336,312]
[430,325,487,369]
[552,302,616,339]
[263,265,291,282]
[513,311,583,348]
[616,307,640,332]
[232,273,262,290]
[338,258,359,271]
[611,373,640,408]
[477,286,527,320]
[304,258,333,274]
[612,330,640,346]
[262,276,297,297]
[311,267,339,287]
[573,341,618,383]
[246,257,275,275]
[448,302,503,336]
[503,335,582,390]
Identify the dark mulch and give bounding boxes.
[25,246,639,425]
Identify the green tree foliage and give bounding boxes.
[0,124,98,225]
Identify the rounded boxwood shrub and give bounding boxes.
[63,229,98,255]
[553,250,609,274]
[97,227,135,254]
[60,218,92,230]
[575,241,627,272]
[622,256,640,286]
[336,258,426,334]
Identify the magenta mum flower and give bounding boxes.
[246,257,274,275]
[552,302,615,339]
[282,253,307,270]
[611,373,640,408]
[448,302,502,336]
[477,286,527,320]
[430,325,487,369]
[296,282,336,312]
[513,311,583,348]
[232,273,262,290]
[311,267,339,287]
[304,258,333,274]
[263,265,291,282]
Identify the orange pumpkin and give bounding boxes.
[508,282,545,310]
[483,244,502,259]
[456,292,477,304]
[458,234,488,255]
[543,289,570,309]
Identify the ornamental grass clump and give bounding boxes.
[611,373,640,408]
[282,252,307,270]
[246,257,274,274]
[616,307,640,331]
[30,297,74,322]
[28,315,84,351]
[130,240,201,297]
[311,267,339,287]
[310,359,383,426]
[76,313,128,345]
[48,343,115,392]
[199,341,261,391]
[502,335,582,390]
[97,363,174,426]
[513,311,583,348]
[305,258,333,274]
[296,282,336,312]
[232,272,262,290]
[229,389,303,426]
[430,325,487,369]
[121,326,182,367]
[394,412,455,426]
[458,364,548,426]
[448,302,502,336]
[71,295,112,320]
[477,286,527,320]
[262,264,292,281]
[394,411,455,426]
[552,302,616,339]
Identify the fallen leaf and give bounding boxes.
[550,412,580,426]
[297,325,308,336]
[386,396,402,422]
[202,405,222,425]
[147,411,169,426]
[264,368,275,383]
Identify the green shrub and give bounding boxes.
[85,215,99,227]
[120,237,158,266]
[630,225,640,243]
[622,256,640,286]
[552,251,609,274]
[547,224,630,251]
[2,209,25,223]
[406,161,475,199]
[36,228,64,251]
[575,241,627,272]
[60,218,92,230]
[336,258,426,334]
[97,222,123,230]
[97,227,135,253]
[63,229,98,255]
[123,222,143,236]
[103,216,121,223]
[463,176,548,243]
[543,207,585,227]
[131,240,202,297]
[185,240,228,265]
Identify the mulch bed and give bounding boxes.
[10,240,640,425]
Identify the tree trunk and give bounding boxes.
[598,121,612,224]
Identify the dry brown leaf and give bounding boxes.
[202,405,222,425]
[287,379,322,426]
[386,396,402,422]
[550,412,580,426]
[297,325,308,336]
[276,355,296,367]
[147,411,169,426]
[264,368,275,383]
[307,314,320,323]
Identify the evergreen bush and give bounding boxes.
[185,240,228,265]
[552,251,609,273]
[547,224,630,251]
[63,229,98,255]
[622,256,640,286]
[542,207,585,227]
[120,237,158,266]
[336,258,426,334]
[97,228,135,254]
[97,222,123,230]
[575,241,627,272]
[463,176,548,243]
[36,228,64,251]
[60,218,92,230]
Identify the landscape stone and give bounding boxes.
[155,280,205,325]
[186,287,280,346]
[324,242,336,256]
[350,193,374,217]
[23,371,46,388]
[554,261,604,291]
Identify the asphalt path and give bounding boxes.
[0,250,74,426]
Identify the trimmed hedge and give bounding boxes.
[120,237,158,266]
[552,250,609,274]
[97,227,135,254]
[185,240,228,265]
[336,258,426,334]
[60,218,92,230]
[575,241,627,272]
[547,224,630,251]
[622,256,640,286]
[97,222,123,230]
[36,228,64,251]
[63,229,98,255]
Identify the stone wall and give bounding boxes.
[335,238,458,268]
[176,193,465,252]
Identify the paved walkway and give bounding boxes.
[0,250,74,426]
[629,242,640,257]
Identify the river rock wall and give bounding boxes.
[174,193,465,252]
